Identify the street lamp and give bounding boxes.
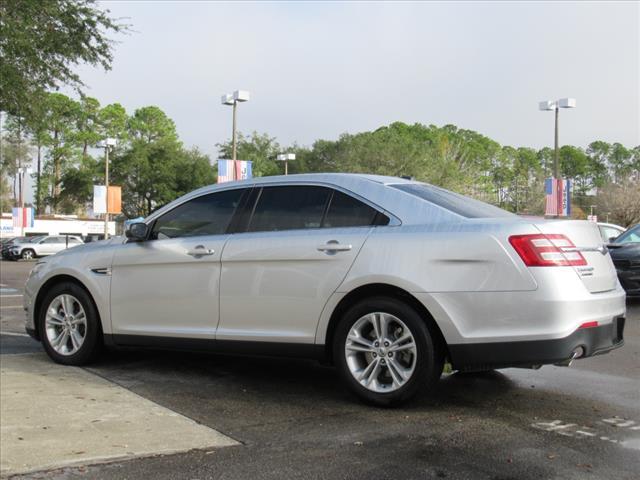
[276,153,296,175]
[538,98,576,179]
[221,90,250,162]
[97,138,117,239]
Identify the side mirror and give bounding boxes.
[609,236,617,244]
[125,222,149,242]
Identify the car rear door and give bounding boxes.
[110,188,247,341]
[218,185,388,344]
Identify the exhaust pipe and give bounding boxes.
[554,347,585,367]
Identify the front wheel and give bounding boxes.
[21,249,35,260]
[38,282,103,365]
[333,297,444,406]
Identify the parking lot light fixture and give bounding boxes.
[221,90,250,161]
[538,98,576,180]
[97,138,117,239]
[276,153,296,175]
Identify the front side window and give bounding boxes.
[150,189,245,240]
[42,237,62,244]
[248,186,331,232]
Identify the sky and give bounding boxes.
[72,1,640,158]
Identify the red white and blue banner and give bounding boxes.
[12,207,35,228]
[217,160,252,183]
[545,178,571,216]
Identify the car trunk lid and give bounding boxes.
[534,219,617,293]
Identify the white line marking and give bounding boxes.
[1,306,23,309]
[0,331,29,337]
[0,294,23,298]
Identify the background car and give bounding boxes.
[1,236,31,259]
[608,224,640,297]
[8,235,84,260]
[597,222,626,243]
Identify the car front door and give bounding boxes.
[218,185,389,344]
[110,188,247,341]
[38,237,62,255]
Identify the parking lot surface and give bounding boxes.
[1,259,639,479]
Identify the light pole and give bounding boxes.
[538,98,576,180]
[276,153,296,175]
[221,90,250,163]
[97,138,117,239]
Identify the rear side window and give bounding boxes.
[248,186,330,232]
[324,190,387,228]
[390,183,515,218]
[151,189,245,240]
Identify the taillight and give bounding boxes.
[509,234,587,267]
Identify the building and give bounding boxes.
[0,213,116,241]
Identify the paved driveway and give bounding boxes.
[1,259,638,479]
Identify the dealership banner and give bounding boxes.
[217,160,252,183]
[544,178,571,217]
[12,207,34,228]
[93,185,122,214]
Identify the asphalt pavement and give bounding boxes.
[1,259,638,479]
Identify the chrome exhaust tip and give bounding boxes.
[554,347,584,367]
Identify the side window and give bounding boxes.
[323,190,388,228]
[248,186,331,232]
[42,237,60,244]
[150,189,244,240]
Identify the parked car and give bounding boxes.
[1,236,32,259]
[8,235,84,260]
[23,174,626,405]
[608,224,640,298]
[597,222,626,243]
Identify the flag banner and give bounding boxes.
[12,207,34,228]
[93,185,107,214]
[545,178,571,216]
[217,160,253,183]
[107,186,122,214]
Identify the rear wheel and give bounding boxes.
[333,297,444,406]
[38,282,102,365]
[21,249,35,260]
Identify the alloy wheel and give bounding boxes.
[44,294,87,356]
[344,312,417,393]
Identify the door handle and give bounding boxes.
[317,242,352,253]
[186,245,215,257]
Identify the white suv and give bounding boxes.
[9,235,84,260]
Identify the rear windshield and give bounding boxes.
[390,183,515,218]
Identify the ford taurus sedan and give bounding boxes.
[23,174,626,405]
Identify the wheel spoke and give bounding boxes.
[46,313,65,326]
[70,329,83,351]
[371,313,382,339]
[61,295,73,315]
[71,313,86,325]
[360,358,381,386]
[390,339,416,353]
[346,335,374,353]
[386,358,403,387]
[389,358,411,380]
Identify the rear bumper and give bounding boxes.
[449,316,625,371]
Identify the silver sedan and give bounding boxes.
[23,174,626,405]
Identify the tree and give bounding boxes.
[216,132,281,178]
[112,106,183,217]
[0,0,127,117]
[0,114,32,206]
[39,93,81,212]
[596,180,640,227]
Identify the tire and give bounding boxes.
[38,282,103,365]
[21,249,35,260]
[333,297,444,407]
